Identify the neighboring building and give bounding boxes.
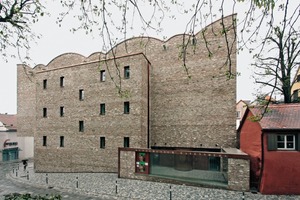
[238,104,300,194]
[0,113,33,162]
[18,15,237,173]
[236,100,250,129]
[291,66,300,102]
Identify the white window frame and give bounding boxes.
[277,134,296,150]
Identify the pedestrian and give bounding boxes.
[22,160,28,171]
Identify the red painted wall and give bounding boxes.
[260,134,300,194]
[239,111,262,187]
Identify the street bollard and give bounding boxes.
[17,164,19,170]
[46,173,48,184]
[242,192,245,200]
[76,177,79,188]
[115,180,118,194]
[27,171,29,180]
[12,168,14,173]
[15,169,18,177]
[169,185,172,200]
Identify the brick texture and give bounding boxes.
[17,15,237,172]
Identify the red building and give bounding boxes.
[238,104,300,195]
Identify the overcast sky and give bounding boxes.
[0,1,259,114]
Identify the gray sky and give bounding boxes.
[0,1,259,114]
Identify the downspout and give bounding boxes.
[258,131,265,192]
[147,62,150,149]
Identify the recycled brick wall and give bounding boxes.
[227,158,250,191]
[17,65,37,137]
[18,15,236,172]
[107,15,237,148]
[30,53,149,172]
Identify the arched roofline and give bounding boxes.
[31,14,236,69]
[45,52,86,67]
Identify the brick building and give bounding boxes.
[17,15,237,172]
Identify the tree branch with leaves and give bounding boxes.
[0,0,44,61]
[252,0,300,103]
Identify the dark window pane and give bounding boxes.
[124,102,130,114]
[287,135,294,141]
[79,121,84,132]
[60,106,64,117]
[124,137,130,148]
[124,66,130,79]
[43,79,47,89]
[100,70,106,82]
[79,89,84,100]
[277,135,284,141]
[60,136,64,147]
[100,137,105,149]
[287,142,294,149]
[43,108,47,118]
[60,76,64,87]
[100,104,105,115]
[277,142,284,148]
[43,136,47,146]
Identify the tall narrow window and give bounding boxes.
[124,137,130,148]
[124,101,130,114]
[43,79,47,89]
[124,66,130,79]
[43,136,47,146]
[60,106,64,117]
[100,137,105,149]
[100,103,105,115]
[100,70,106,82]
[79,89,84,100]
[60,136,64,147]
[43,108,47,118]
[79,121,84,132]
[60,76,65,87]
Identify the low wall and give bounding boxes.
[118,148,250,191]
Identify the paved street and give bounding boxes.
[1,161,299,200]
[0,162,109,200]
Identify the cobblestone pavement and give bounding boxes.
[2,161,300,200]
[0,161,109,200]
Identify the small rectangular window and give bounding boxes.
[43,136,47,146]
[79,89,84,100]
[124,102,130,114]
[100,137,105,149]
[100,103,105,115]
[43,108,47,118]
[124,137,130,148]
[60,76,64,87]
[100,70,106,82]
[297,75,300,82]
[124,66,130,79]
[43,79,47,89]
[277,134,295,150]
[60,106,64,117]
[269,134,297,151]
[79,121,84,132]
[60,136,64,147]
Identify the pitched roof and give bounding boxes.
[0,114,17,131]
[249,104,300,130]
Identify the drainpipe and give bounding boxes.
[147,62,150,149]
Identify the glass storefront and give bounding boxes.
[149,153,228,188]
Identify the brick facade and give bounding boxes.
[17,15,237,172]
